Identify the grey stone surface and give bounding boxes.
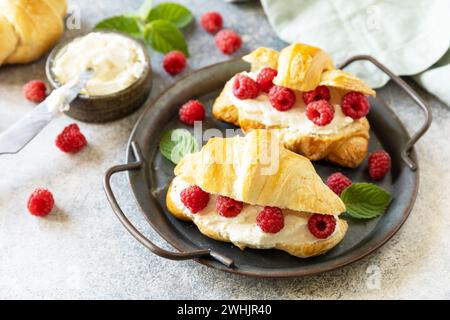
[0,0,449,299]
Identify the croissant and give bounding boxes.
[213,43,376,168]
[0,0,66,65]
[166,130,348,258]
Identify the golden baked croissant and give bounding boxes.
[0,0,66,65]
[166,130,348,258]
[213,43,376,168]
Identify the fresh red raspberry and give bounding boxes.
[305,100,335,126]
[55,123,87,153]
[368,150,391,180]
[341,91,370,119]
[256,67,278,93]
[179,100,205,125]
[180,186,210,214]
[200,11,223,33]
[233,74,259,100]
[215,196,243,218]
[27,189,54,217]
[308,214,336,239]
[23,80,47,103]
[256,206,284,233]
[326,172,352,196]
[302,86,330,105]
[215,29,242,55]
[268,85,296,111]
[163,51,187,76]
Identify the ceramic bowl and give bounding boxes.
[46,31,152,123]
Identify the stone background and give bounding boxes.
[0,0,449,299]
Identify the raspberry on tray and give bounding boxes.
[179,100,205,125]
[368,150,391,180]
[326,172,352,196]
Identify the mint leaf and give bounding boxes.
[94,16,142,37]
[138,0,153,20]
[146,2,193,28]
[160,129,199,164]
[341,183,392,219]
[144,20,189,56]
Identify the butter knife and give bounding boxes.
[0,69,93,155]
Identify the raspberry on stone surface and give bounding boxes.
[215,29,242,55]
[23,80,47,103]
[55,123,87,154]
[200,11,223,33]
[27,189,54,217]
[163,51,187,76]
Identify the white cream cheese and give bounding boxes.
[169,176,338,249]
[227,71,354,135]
[52,32,147,96]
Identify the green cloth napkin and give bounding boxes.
[260,0,450,105]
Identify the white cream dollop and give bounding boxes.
[227,71,354,135]
[169,176,338,249]
[52,32,147,96]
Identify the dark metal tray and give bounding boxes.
[104,56,431,277]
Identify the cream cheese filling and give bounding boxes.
[226,71,354,135]
[52,32,146,96]
[169,176,339,249]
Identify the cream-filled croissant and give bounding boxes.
[0,0,66,65]
[166,130,348,258]
[213,43,376,168]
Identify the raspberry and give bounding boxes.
[180,186,210,214]
[27,189,54,217]
[179,100,205,125]
[233,74,259,100]
[308,214,336,239]
[23,80,47,103]
[368,150,391,180]
[163,51,187,76]
[55,123,87,153]
[302,86,330,105]
[326,172,352,196]
[341,91,370,119]
[215,29,242,55]
[268,85,296,111]
[305,100,335,126]
[256,206,284,233]
[215,196,243,218]
[200,11,223,33]
[256,67,278,93]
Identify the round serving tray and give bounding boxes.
[104,56,431,277]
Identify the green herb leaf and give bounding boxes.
[138,0,153,20]
[160,129,199,164]
[144,20,189,56]
[94,15,142,37]
[341,183,392,219]
[146,2,193,28]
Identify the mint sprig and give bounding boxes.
[144,20,188,56]
[146,2,193,28]
[94,1,192,55]
[160,129,199,164]
[341,183,392,219]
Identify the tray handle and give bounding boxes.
[103,141,234,268]
[339,55,432,171]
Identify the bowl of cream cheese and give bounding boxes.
[46,31,152,122]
